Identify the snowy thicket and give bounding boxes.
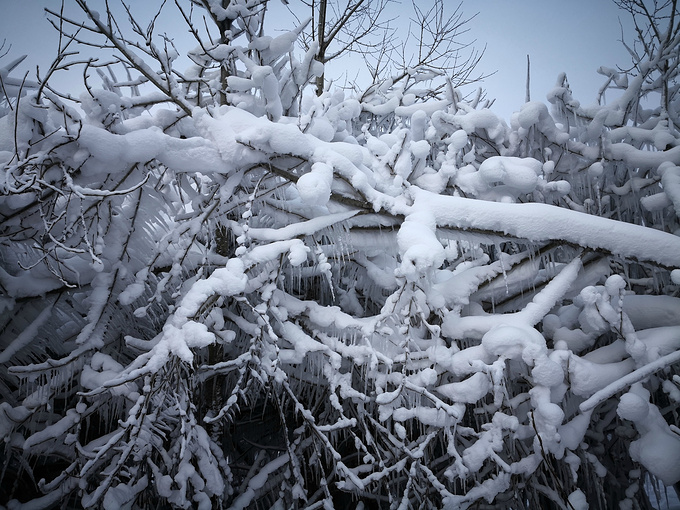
[1,0,680,508]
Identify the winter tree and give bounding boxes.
[290,0,486,95]
[295,0,395,95]
[1,0,679,508]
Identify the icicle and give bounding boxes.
[495,241,510,296]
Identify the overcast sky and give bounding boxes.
[470,0,633,118]
[1,0,633,120]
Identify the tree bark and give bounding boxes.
[315,0,327,95]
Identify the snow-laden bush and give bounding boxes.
[1,0,679,508]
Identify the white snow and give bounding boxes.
[296,162,333,205]
[568,489,589,510]
[618,385,680,486]
[478,156,541,193]
[408,188,680,268]
[617,391,649,422]
[436,372,491,403]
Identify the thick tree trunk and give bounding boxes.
[219,0,233,105]
[315,0,327,96]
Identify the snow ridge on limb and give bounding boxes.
[410,187,680,269]
[442,256,583,340]
[580,349,680,413]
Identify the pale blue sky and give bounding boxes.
[470,0,633,118]
[1,0,633,120]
